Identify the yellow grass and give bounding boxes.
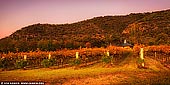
[0,55,170,84]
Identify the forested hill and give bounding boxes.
[0,9,170,53]
[123,9,170,45]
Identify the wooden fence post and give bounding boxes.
[154,52,157,59]
[48,53,51,59]
[24,55,27,60]
[140,48,144,67]
[107,50,109,56]
[76,52,79,59]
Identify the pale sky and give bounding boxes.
[0,0,170,39]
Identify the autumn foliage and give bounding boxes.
[0,45,169,70]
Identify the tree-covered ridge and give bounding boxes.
[0,9,169,53]
[123,9,170,45]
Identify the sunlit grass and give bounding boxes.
[0,55,170,84]
[0,66,120,81]
[0,63,163,82]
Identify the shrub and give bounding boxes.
[68,59,74,66]
[101,53,112,64]
[137,58,145,68]
[0,58,11,68]
[102,56,111,64]
[69,59,81,66]
[137,58,145,64]
[74,59,81,65]
[15,60,28,69]
[41,59,55,68]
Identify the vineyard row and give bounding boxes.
[0,45,170,69]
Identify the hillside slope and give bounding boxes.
[123,9,170,45]
[0,9,170,52]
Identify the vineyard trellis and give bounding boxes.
[145,45,170,65]
[0,45,170,70]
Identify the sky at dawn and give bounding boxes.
[0,0,170,39]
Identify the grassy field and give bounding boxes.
[0,55,170,85]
